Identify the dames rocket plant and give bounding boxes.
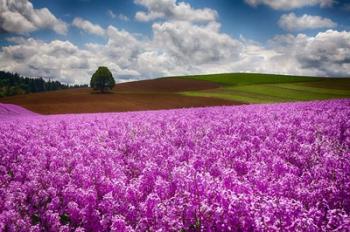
[0,100,349,231]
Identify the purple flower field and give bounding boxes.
[1,100,350,231]
[0,103,38,119]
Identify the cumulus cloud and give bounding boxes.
[0,0,67,34]
[1,0,349,84]
[152,21,242,65]
[0,25,144,84]
[245,0,334,10]
[0,38,95,83]
[134,0,217,22]
[278,13,336,31]
[269,30,350,76]
[2,26,350,85]
[72,17,105,36]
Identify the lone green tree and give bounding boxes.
[90,66,115,93]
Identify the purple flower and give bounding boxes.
[0,99,349,231]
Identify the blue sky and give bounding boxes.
[15,0,350,44]
[0,0,350,84]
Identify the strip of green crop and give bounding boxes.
[180,73,350,104]
[273,83,350,95]
[181,82,350,103]
[187,73,324,86]
[182,90,290,103]
[228,85,349,100]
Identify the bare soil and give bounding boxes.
[114,77,223,92]
[0,77,240,114]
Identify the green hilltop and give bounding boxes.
[181,73,350,103]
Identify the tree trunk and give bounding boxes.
[100,79,105,93]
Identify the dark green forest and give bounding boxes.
[0,71,87,97]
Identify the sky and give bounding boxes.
[0,0,350,84]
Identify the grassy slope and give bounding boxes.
[182,73,350,103]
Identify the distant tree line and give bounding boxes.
[0,71,88,97]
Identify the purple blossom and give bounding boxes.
[0,99,350,231]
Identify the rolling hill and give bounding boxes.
[183,73,350,103]
[0,77,238,114]
[1,73,349,114]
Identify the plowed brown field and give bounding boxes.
[0,77,240,114]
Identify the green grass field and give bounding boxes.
[181,73,350,103]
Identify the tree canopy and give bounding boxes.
[90,66,115,93]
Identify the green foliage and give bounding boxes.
[59,213,70,225]
[31,214,40,225]
[0,71,87,98]
[90,66,116,93]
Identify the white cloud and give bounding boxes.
[245,0,334,10]
[0,25,144,84]
[136,51,176,76]
[72,17,105,36]
[0,0,67,34]
[107,10,117,18]
[268,30,350,76]
[134,0,217,22]
[1,1,349,84]
[118,14,130,21]
[152,21,242,65]
[107,10,129,21]
[0,38,88,83]
[278,13,336,31]
[2,26,350,85]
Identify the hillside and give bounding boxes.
[183,73,350,103]
[1,73,349,114]
[0,77,238,114]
